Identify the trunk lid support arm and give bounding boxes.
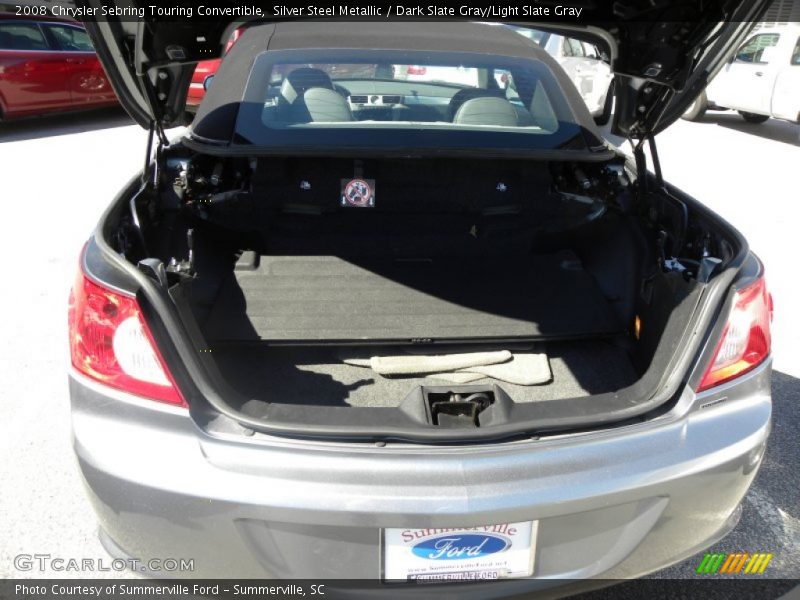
[142,119,168,189]
[631,133,691,274]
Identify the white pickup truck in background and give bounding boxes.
[684,26,800,124]
[510,27,615,119]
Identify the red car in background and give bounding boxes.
[186,57,219,109]
[0,13,117,120]
[186,27,242,109]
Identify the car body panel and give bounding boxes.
[70,165,774,583]
[71,359,770,582]
[706,27,800,123]
[0,47,72,114]
[69,15,774,586]
[0,15,116,118]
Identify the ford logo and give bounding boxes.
[412,534,510,560]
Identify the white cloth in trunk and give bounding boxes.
[343,350,512,375]
[344,351,551,385]
[426,353,551,385]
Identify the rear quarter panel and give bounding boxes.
[65,51,117,106]
[0,48,72,116]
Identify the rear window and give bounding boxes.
[735,33,781,64]
[44,24,93,52]
[233,49,588,152]
[0,23,48,51]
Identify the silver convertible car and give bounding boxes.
[72,3,773,592]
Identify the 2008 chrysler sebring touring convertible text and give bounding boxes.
[70,1,774,590]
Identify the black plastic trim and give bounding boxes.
[181,136,616,162]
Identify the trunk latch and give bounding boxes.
[427,391,494,428]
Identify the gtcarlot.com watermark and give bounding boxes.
[14,553,194,573]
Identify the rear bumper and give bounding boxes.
[70,360,771,589]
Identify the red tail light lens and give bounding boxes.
[406,65,427,75]
[697,276,772,392]
[68,270,187,407]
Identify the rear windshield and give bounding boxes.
[232,49,590,152]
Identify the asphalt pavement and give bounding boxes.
[0,107,797,586]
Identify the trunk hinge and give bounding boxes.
[631,133,692,276]
[128,120,168,268]
[137,121,195,285]
[165,228,196,281]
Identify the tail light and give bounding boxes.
[697,276,772,392]
[406,65,427,75]
[69,269,186,407]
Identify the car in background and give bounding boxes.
[186,59,219,109]
[509,27,615,118]
[394,63,481,86]
[394,27,615,120]
[0,13,116,121]
[683,25,800,124]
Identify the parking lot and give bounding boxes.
[0,108,797,582]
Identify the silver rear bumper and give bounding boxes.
[70,360,771,589]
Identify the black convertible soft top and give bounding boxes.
[190,21,602,150]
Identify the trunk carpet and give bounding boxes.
[201,253,622,342]
[212,342,638,408]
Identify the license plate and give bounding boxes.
[383,521,537,582]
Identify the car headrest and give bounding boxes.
[528,81,559,132]
[448,88,505,120]
[280,68,334,104]
[291,88,353,123]
[453,97,520,127]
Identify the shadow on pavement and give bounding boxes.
[0,107,134,143]
[698,113,800,147]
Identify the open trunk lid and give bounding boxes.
[80,0,771,136]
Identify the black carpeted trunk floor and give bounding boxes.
[211,341,638,408]
[202,253,622,342]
